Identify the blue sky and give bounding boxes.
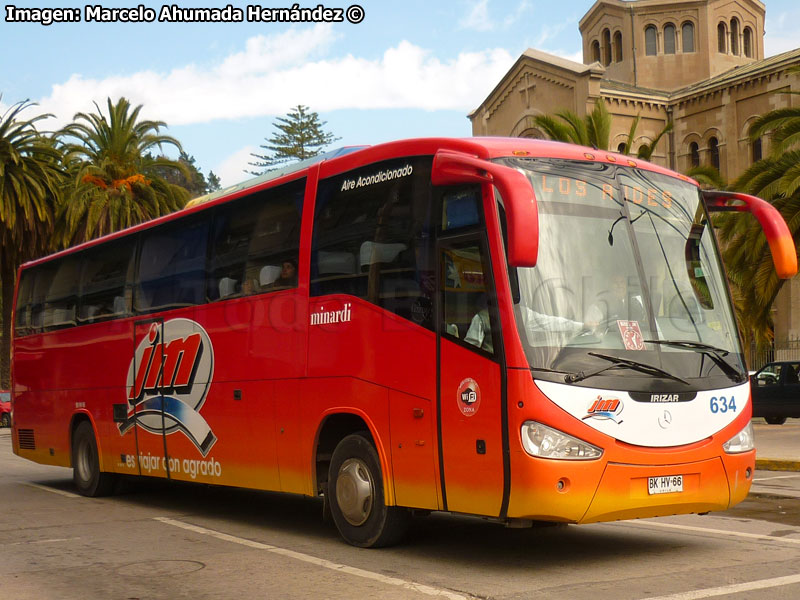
[2,0,800,187]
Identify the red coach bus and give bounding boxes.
[10,138,796,547]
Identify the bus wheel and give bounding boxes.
[72,421,116,497]
[765,417,787,425]
[328,434,409,547]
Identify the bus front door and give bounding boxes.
[438,238,505,517]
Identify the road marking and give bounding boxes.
[640,573,800,600]
[24,482,81,498]
[753,474,800,481]
[8,537,80,546]
[621,520,800,545]
[155,517,471,600]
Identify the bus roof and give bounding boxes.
[20,137,698,269]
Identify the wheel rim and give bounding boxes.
[336,457,374,526]
[75,438,94,484]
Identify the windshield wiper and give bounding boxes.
[564,351,691,385]
[643,339,745,383]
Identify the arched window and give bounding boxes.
[645,25,657,56]
[744,27,753,58]
[718,22,727,53]
[613,31,623,62]
[730,18,740,55]
[638,144,649,158]
[603,28,612,66]
[664,23,676,54]
[690,142,700,168]
[752,138,762,163]
[709,137,720,171]
[682,22,695,53]
[617,142,627,154]
[592,40,601,63]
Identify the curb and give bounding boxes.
[755,458,800,472]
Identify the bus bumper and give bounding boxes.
[507,450,754,523]
[579,453,752,523]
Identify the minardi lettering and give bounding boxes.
[340,164,413,191]
[310,303,352,326]
[129,332,203,402]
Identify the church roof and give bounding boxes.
[600,47,800,102]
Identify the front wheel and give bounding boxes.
[764,416,787,425]
[72,421,116,496]
[328,434,410,547]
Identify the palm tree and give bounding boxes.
[532,101,673,160]
[0,97,64,386]
[531,99,612,149]
[56,97,190,245]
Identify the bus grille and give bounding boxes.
[17,429,36,450]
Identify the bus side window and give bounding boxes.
[78,239,134,323]
[208,178,304,300]
[441,243,494,355]
[310,157,436,330]
[135,216,209,313]
[14,269,36,337]
[42,255,80,331]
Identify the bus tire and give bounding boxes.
[328,433,410,548]
[72,421,116,497]
[765,416,787,425]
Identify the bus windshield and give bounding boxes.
[499,158,745,391]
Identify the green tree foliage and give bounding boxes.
[531,100,613,149]
[249,105,339,175]
[714,97,800,354]
[149,151,214,199]
[206,170,222,192]
[532,101,673,160]
[0,97,64,386]
[56,97,190,245]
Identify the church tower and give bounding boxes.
[578,0,765,90]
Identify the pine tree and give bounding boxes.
[206,171,222,192]
[248,105,339,175]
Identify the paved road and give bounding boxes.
[3,427,800,600]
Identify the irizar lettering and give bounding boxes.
[310,303,352,326]
[650,394,680,402]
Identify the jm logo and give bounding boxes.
[120,319,216,456]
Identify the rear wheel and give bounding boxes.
[328,433,410,547]
[764,416,787,425]
[72,421,116,496]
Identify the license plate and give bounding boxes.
[648,475,684,495]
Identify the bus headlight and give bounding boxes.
[722,422,755,453]
[521,421,603,460]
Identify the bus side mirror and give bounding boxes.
[702,190,797,279]
[431,150,539,267]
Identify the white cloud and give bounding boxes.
[34,24,514,130]
[460,0,533,32]
[766,10,800,57]
[460,0,493,32]
[215,145,259,187]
